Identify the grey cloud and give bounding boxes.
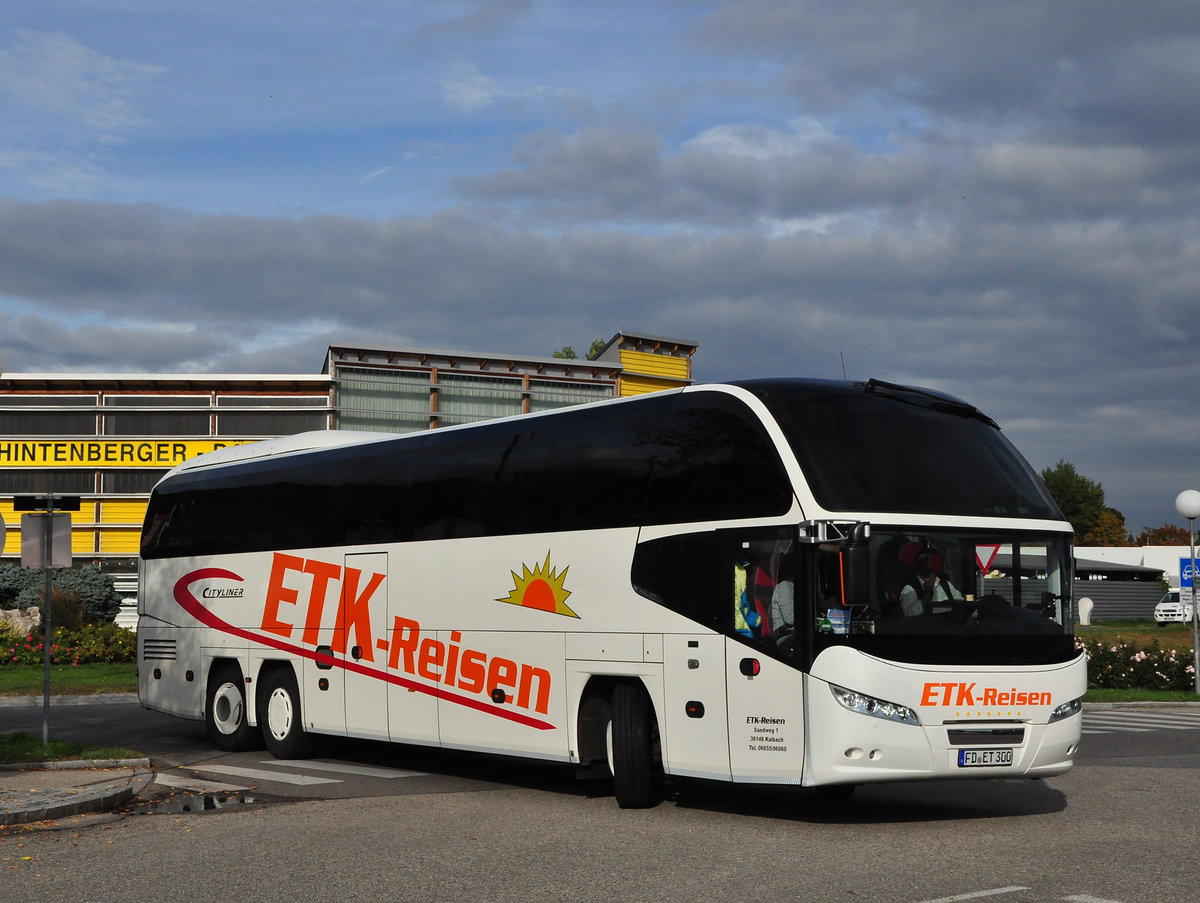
[695,1,1200,144]
[456,127,936,226]
[0,311,228,373]
[1,198,1189,375]
[456,124,1200,236]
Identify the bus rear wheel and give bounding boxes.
[205,663,258,752]
[607,682,663,809]
[260,668,314,759]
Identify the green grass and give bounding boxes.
[0,663,136,696]
[1078,621,1196,649]
[0,731,142,765]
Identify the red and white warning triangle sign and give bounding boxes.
[975,544,1001,574]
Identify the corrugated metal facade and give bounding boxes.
[985,579,1165,622]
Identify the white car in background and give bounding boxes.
[1154,591,1195,625]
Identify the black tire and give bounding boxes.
[607,682,663,809]
[260,667,315,759]
[205,663,259,752]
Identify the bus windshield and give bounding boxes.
[743,379,1061,519]
[802,528,1075,667]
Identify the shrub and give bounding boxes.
[1,623,136,666]
[0,564,123,624]
[70,622,137,663]
[1076,637,1197,691]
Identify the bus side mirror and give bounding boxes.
[840,523,871,607]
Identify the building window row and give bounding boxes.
[0,395,329,437]
[334,367,615,433]
[0,469,166,494]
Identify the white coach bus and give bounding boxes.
[137,378,1085,808]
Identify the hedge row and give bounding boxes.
[1075,638,1196,691]
[1,623,136,666]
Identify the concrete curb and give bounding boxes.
[0,693,139,708]
[0,757,152,771]
[0,767,155,827]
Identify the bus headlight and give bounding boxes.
[1048,697,1083,723]
[830,684,919,726]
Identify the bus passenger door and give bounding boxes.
[725,641,805,783]
[299,552,391,739]
[661,635,730,781]
[340,552,391,741]
[299,554,349,737]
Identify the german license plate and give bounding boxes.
[958,748,1014,768]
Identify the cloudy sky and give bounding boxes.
[1,1,1197,535]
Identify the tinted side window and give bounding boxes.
[404,431,515,541]
[500,399,673,534]
[631,526,798,650]
[631,532,725,631]
[142,442,407,557]
[142,391,796,558]
[143,479,357,557]
[642,394,794,525]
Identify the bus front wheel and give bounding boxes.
[607,682,663,808]
[260,668,314,759]
[205,663,258,752]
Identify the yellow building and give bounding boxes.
[591,331,697,397]
[0,373,332,577]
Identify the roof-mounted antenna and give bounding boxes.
[840,351,847,379]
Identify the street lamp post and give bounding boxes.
[1176,489,1200,697]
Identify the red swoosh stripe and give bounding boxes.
[174,568,555,731]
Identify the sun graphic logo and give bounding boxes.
[496,553,578,618]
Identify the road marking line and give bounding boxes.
[1063,895,1130,903]
[1085,711,1200,722]
[916,886,1029,902]
[1084,718,1197,730]
[154,773,251,792]
[1086,709,1200,718]
[1081,725,1152,733]
[257,759,427,779]
[193,764,341,785]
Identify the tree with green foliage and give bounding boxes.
[552,338,607,361]
[1039,459,1112,543]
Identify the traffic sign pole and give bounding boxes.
[15,494,77,745]
[42,497,53,745]
[1175,490,1200,698]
